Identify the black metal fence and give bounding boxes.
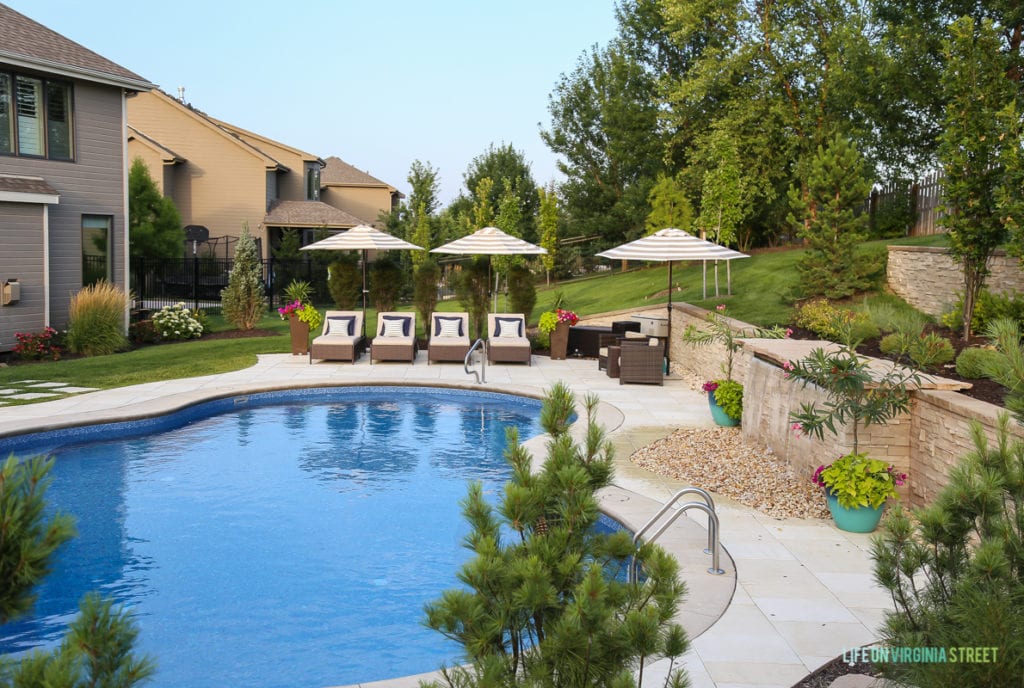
[131,257,330,313]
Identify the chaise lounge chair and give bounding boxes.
[427,312,471,364]
[486,313,531,365]
[309,311,365,364]
[371,312,417,363]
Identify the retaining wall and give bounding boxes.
[671,302,1019,507]
[887,246,1024,318]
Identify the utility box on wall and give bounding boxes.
[632,314,668,338]
[2,279,19,305]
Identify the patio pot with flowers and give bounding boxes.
[812,454,906,532]
[685,304,786,426]
[278,281,322,355]
[540,307,579,360]
[787,320,919,532]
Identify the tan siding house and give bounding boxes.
[0,4,152,351]
[127,92,400,258]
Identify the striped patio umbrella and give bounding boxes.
[430,226,548,256]
[431,226,547,312]
[301,225,424,335]
[596,228,749,361]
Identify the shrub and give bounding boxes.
[369,257,404,312]
[220,226,266,330]
[152,302,204,340]
[128,319,159,345]
[955,346,1006,379]
[941,289,1024,334]
[327,255,361,309]
[13,327,62,361]
[413,260,440,335]
[879,331,914,359]
[909,332,955,368]
[507,264,537,321]
[66,281,129,356]
[456,257,491,340]
[794,299,879,343]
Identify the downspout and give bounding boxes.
[121,90,131,332]
[42,204,50,326]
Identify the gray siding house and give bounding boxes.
[0,4,152,352]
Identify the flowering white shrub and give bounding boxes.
[152,302,204,340]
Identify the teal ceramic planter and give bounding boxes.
[707,392,739,427]
[826,491,885,533]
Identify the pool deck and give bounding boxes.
[0,352,893,688]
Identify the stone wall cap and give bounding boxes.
[744,338,971,391]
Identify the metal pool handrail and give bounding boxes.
[630,487,725,579]
[464,338,486,384]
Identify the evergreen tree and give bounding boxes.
[220,225,266,330]
[873,415,1024,686]
[456,258,491,340]
[0,456,155,686]
[128,158,184,262]
[423,385,689,688]
[646,173,694,235]
[538,185,559,284]
[327,254,361,310]
[939,17,1015,339]
[789,134,875,300]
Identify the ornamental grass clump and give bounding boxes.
[65,281,129,356]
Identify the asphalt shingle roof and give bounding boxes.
[321,156,393,188]
[0,3,151,89]
[0,173,58,196]
[264,200,366,228]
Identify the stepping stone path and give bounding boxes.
[0,380,98,405]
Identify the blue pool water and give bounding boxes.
[0,387,544,687]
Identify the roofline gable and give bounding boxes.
[146,90,287,171]
[210,117,322,165]
[127,125,184,164]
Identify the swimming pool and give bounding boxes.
[0,386,544,687]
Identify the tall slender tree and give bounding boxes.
[538,185,559,284]
[939,17,1015,339]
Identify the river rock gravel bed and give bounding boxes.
[630,426,830,520]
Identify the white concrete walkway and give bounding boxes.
[0,352,893,688]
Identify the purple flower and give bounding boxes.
[702,381,718,393]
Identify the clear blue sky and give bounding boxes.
[11,1,620,205]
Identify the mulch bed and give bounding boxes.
[789,650,883,688]
[785,324,1007,408]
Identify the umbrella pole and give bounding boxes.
[728,260,733,295]
[362,249,368,337]
[666,261,673,365]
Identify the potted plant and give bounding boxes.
[279,280,317,355]
[685,304,786,426]
[811,454,906,532]
[787,318,920,531]
[539,307,578,360]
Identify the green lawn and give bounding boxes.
[0,236,941,400]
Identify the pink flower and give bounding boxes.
[786,328,793,338]
[791,422,804,437]
[812,464,827,487]
[702,381,719,393]
[716,304,726,312]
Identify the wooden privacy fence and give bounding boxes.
[869,172,945,236]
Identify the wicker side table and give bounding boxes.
[606,345,621,378]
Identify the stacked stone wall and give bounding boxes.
[887,246,1024,318]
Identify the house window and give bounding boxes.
[306,166,320,201]
[0,71,74,160]
[82,215,112,286]
[0,74,11,154]
[15,76,43,156]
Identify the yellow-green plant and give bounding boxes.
[66,281,129,356]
